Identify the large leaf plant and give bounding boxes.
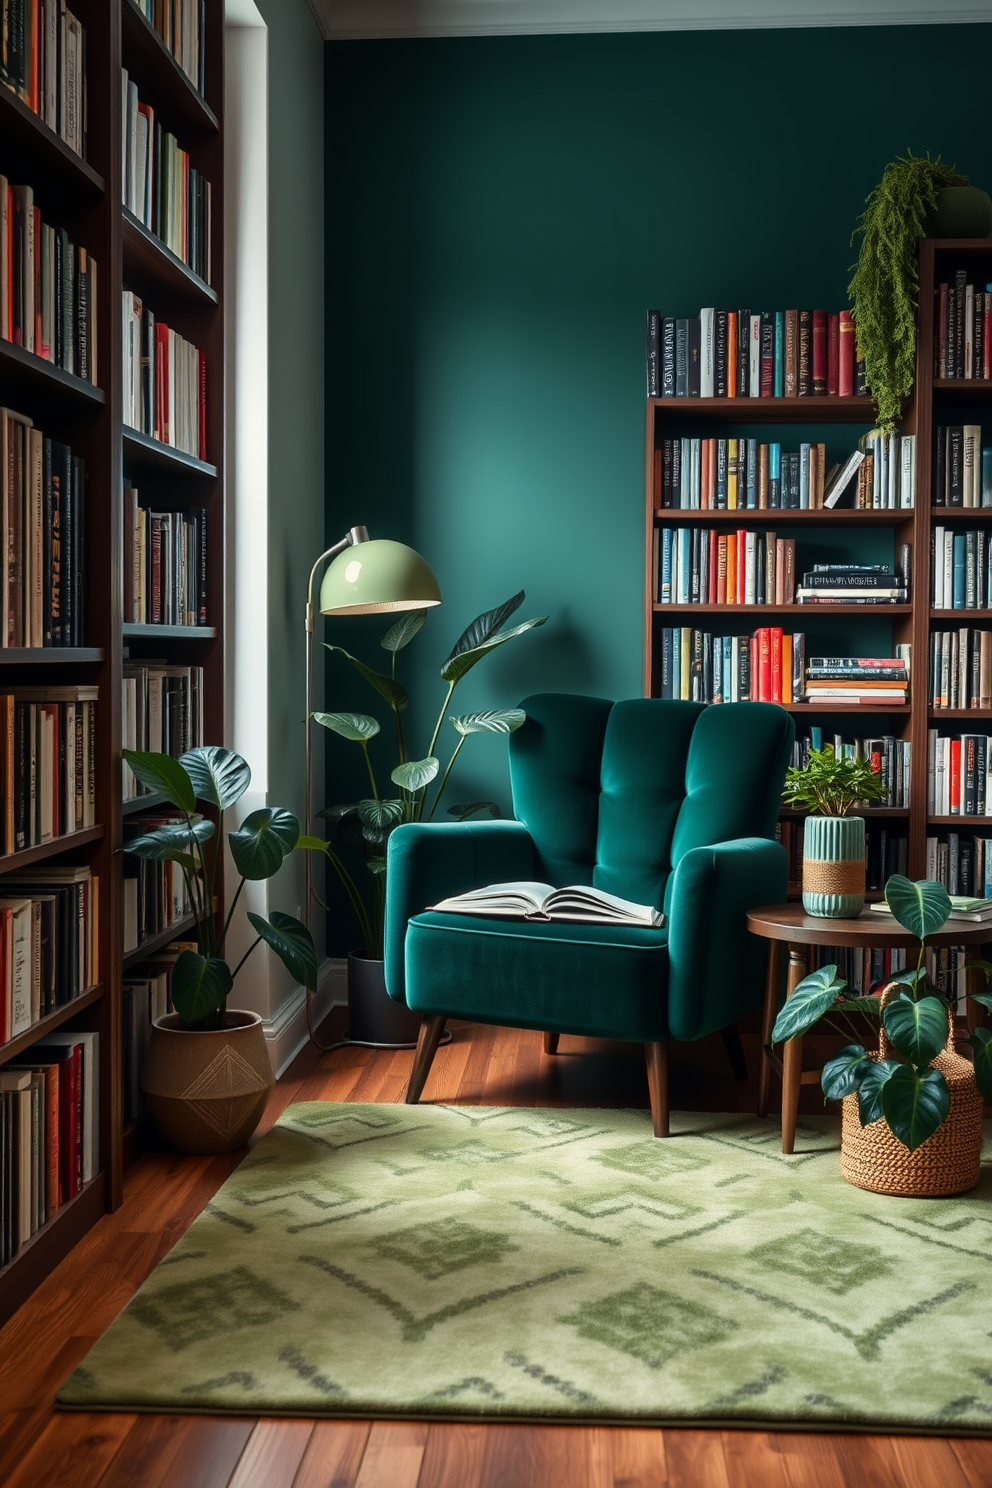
[122,745,325,1030]
[314,590,547,959]
[772,875,992,1151]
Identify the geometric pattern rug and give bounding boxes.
[57,1103,992,1434]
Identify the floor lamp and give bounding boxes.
[304,527,441,1050]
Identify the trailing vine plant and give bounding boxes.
[848,151,968,430]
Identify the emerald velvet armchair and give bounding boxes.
[384,694,795,1136]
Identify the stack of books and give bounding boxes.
[124,486,208,627]
[926,835,992,900]
[122,291,207,461]
[929,631,992,710]
[0,1,88,158]
[932,426,992,507]
[0,865,97,1042]
[645,307,867,399]
[128,0,205,94]
[804,655,910,706]
[874,893,992,926]
[935,270,992,381]
[121,663,204,801]
[121,73,213,284]
[0,686,97,850]
[0,180,98,380]
[796,564,908,606]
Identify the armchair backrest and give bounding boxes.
[510,695,794,909]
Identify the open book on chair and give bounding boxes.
[429,881,665,927]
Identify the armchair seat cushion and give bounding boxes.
[405,911,670,1042]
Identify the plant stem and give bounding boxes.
[427,681,456,762]
[324,846,374,953]
[231,935,262,980]
[429,736,466,821]
[219,876,247,956]
[360,741,379,801]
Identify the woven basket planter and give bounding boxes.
[840,990,984,1197]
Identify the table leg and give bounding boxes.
[757,940,782,1118]
[781,946,807,1155]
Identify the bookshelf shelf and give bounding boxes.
[0,826,105,874]
[931,610,992,620]
[0,84,106,196]
[0,984,103,1069]
[929,508,992,521]
[122,209,218,306]
[652,604,912,616]
[654,508,910,527]
[933,380,992,394]
[779,807,909,818]
[0,648,104,664]
[929,710,991,720]
[783,703,911,715]
[122,623,217,640]
[121,0,219,134]
[929,816,992,827]
[648,396,877,424]
[122,791,170,815]
[0,340,106,407]
[123,913,197,971]
[122,426,218,479]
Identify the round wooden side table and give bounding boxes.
[747,903,991,1154]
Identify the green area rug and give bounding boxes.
[59,1104,992,1432]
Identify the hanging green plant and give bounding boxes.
[848,151,968,430]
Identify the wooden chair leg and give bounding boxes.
[405,1016,447,1104]
[644,1041,669,1138]
[720,1022,748,1082]
[542,1031,560,1056]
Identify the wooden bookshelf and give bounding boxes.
[0,0,225,1329]
[644,240,992,890]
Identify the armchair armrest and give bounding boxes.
[665,836,787,1041]
[384,820,536,1006]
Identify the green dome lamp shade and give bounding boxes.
[319,538,442,616]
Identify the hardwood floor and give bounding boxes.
[1,1015,989,1488]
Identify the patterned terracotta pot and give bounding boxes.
[142,1010,274,1155]
[802,814,865,918]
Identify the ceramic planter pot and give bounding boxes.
[142,1009,274,1154]
[802,815,865,918]
[923,186,992,239]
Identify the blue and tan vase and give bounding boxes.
[802,814,866,918]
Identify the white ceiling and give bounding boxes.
[308,0,992,41]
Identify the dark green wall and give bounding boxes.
[324,23,992,838]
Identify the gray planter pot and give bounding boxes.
[802,815,866,918]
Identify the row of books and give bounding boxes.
[122,291,207,460]
[792,726,911,807]
[657,627,800,703]
[0,864,97,1043]
[797,563,908,606]
[122,940,187,1127]
[656,528,796,605]
[2,407,87,648]
[935,271,992,381]
[645,307,867,399]
[121,662,203,800]
[128,0,206,97]
[932,427,992,508]
[927,731,992,817]
[932,527,992,610]
[929,629,992,711]
[122,72,213,284]
[799,943,974,1008]
[0,687,96,852]
[0,1030,98,1263]
[926,834,992,900]
[778,820,908,895]
[123,487,208,627]
[123,819,192,954]
[654,439,880,513]
[0,180,98,382]
[0,1,87,158]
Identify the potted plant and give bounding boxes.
[772,874,992,1195]
[314,590,546,1042]
[782,745,887,917]
[122,744,322,1154]
[848,152,990,431]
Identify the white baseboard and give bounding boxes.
[263,956,348,1077]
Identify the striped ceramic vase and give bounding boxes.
[802,815,866,918]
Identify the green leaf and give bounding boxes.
[171,951,233,1025]
[885,967,929,993]
[121,749,196,812]
[443,591,526,668]
[321,803,364,848]
[323,645,409,710]
[295,834,332,853]
[965,1025,992,1102]
[882,993,948,1068]
[357,799,405,829]
[447,801,501,820]
[883,875,952,940]
[391,757,439,793]
[771,964,846,1043]
[229,807,300,881]
[449,708,526,736]
[440,616,548,684]
[247,911,317,991]
[857,1059,902,1125]
[179,746,251,810]
[367,856,387,875]
[125,817,215,865]
[880,1064,950,1151]
[311,712,380,742]
[380,610,426,653]
[968,990,992,1013]
[821,1044,872,1101]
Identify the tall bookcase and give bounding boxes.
[644,241,992,887]
[0,0,225,1328]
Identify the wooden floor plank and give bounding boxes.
[226,1419,314,1488]
[951,1437,992,1487]
[2,1412,136,1488]
[352,1420,429,1488]
[292,1421,371,1488]
[418,1422,489,1488]
[476,1424,614,1488]
[95,1414,230,1488]
[661,1430,731,1488]
[721,1430,791,1488]
[609,1427,668,1487]
[887,1436,972,1488]
[766,1431,846,1488]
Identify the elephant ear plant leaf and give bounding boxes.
[848,151,968,430]
[313,591,547,958]
[771,873,992,1151]
[121,745,326,1030]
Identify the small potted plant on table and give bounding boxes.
[782,745,887,918]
